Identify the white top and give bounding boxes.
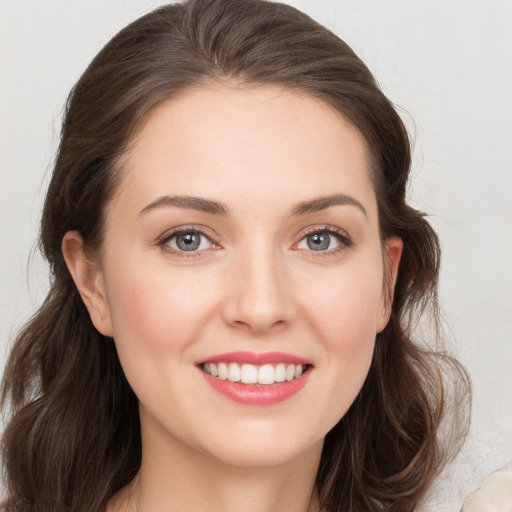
[417,461,512,512]
[461,461,512,512]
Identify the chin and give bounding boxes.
[196,423,325,469]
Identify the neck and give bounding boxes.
[109,416,323,512]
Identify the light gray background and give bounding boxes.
[1,1,511,507]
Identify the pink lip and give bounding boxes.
[200,369,311,406]
[196,351,311,366]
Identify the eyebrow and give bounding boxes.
[139,195,230,216]
[139,193,367,218]
[290,194,368,218]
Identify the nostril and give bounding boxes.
[230,317,287,334]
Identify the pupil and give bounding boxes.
[307,232,330,251]
[177,233,200,251]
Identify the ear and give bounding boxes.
[62,231,113,337]
[376,236,403,333]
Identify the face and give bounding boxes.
[65,84,401,469]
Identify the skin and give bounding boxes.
[63,84,402,512]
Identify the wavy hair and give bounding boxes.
[1,1,470,510]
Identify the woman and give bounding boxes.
[0,0,470,511]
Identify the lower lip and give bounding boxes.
[200,370,310,406]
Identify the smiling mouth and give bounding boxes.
[201,362,309,385]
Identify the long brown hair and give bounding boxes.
[1,1,470,511]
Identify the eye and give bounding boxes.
[295,228,352,252]
[160,228,217,253]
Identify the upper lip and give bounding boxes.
[196,351,312,366]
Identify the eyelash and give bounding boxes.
[157,226,219,257]
[157,225,353,257]
[295,225,354,256]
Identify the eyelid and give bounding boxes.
[155,224,353,257]
[157,225,221,256]
[292,225,354,253]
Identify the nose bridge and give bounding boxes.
[223,235,293,333]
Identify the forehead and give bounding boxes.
[114,84,377,220]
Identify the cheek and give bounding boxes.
[301,263,383,343]
[102,257,224,420]
[103,256,219,357]
[316,283,378,382]
[297,261,382,409]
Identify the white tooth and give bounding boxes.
[203,363,211,374]
[275,363,286,382]
[218,362,228,380]
[295,365,303,378]
[210,363,218,377]
[285,364,295,381]
[227,362,241,382]
[240,364,258,384]
[258,364,275,385]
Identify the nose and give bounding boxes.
[221,243,295,335]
